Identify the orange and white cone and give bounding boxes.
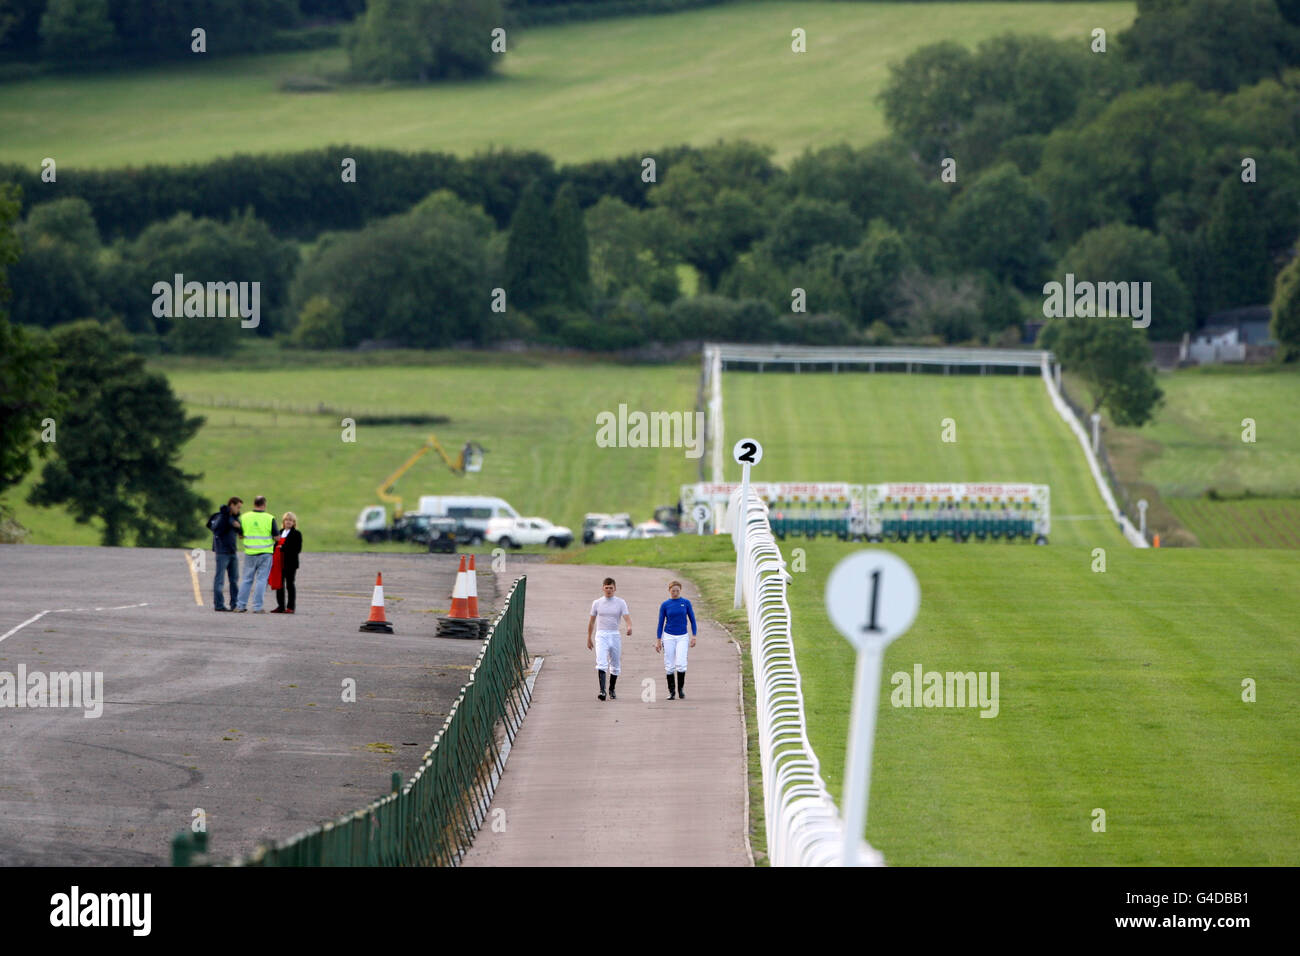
[466,554,479,618]
[449,556,470,619]
[359,572,394,633]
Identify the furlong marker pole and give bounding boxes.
[734,459,750,609]
[826,550,920,866]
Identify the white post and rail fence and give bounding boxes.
[726,483,884,866]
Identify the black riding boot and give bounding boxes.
[597,669,607,700]
[666,674,676,700]
[676,671,686,699]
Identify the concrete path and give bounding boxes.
[462,564,750,867]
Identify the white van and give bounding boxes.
[417,496,520,545]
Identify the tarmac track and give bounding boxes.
[0,545,496,865]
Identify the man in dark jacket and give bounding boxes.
[212,496,243,611]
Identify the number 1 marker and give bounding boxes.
[825,550,920,865]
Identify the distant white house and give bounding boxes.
[1182,306,1274,364]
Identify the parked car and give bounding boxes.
[487,516,574,549]
[391,512,437,545]
[355,508,455,549]
[583,513,609,544]
[629,520,675,539]
[417,495,521,545]
[589,517,633,543]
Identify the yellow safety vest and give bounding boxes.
[241,510,275,555]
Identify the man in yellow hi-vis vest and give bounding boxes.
[234,495,279,613]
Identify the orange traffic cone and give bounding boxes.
[449,556,470,619]
[1153,533,1161,548]
[466,554,479,618]
[359,572,394,633]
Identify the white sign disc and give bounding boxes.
[691,503,710,525]
[825,550,920,651]
[732,438,763,466]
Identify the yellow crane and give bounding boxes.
[377,435,485,515]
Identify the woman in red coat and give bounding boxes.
[271,512,303,614]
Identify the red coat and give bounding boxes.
[268,536,284,591]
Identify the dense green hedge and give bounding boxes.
[508,0,731,27]
[1,146,699,240]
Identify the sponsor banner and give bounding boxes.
[683,482,860,502]
[877,482,1041,501]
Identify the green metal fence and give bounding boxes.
[174,575,531,867]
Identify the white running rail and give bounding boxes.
[1039,355,1147,548]
[707,344,725,484]
[728,486,884,866]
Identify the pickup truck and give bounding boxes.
[486,516,574,549]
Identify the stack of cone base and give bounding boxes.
[436,615,486,639]
[437,555,487,638]
[359,572,394,633]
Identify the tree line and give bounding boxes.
[4,1,1300,435]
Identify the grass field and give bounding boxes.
[722,369,1126,548]
[788,540,1300,865]
[7,353,703,551]
[712,368,1297,862]
[1081,365,1300,548]
[1102,367,1300,500]
[563,534,1300,864]
[1167,498,1300,549]
[0,2,1135,168]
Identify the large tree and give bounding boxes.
[1040,315,1164,427]
[347,0,503,82]
[8,197,105,329]
[1036,84,1216,244]
[27,320,207,546]
[40,0,117,59]
[765,197,861,270]
[1271,254,1300,361]
[0,183,61,502]
[785,141,944,237]
[1055,223,1193,341]
[1201,176,1273,312]
[291,189,495,348]
[649,143,777,291]
[942,163,1049,288]
[504,180,562,313]
[550,183,591,311]
[121,208,299,339]
[881,34,1098,170]
[1122,0,1296,93]
[584,196,678,305]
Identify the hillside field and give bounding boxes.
[8,353,704,551]
[1087,366,1300,548]
[0,2,1136,168]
